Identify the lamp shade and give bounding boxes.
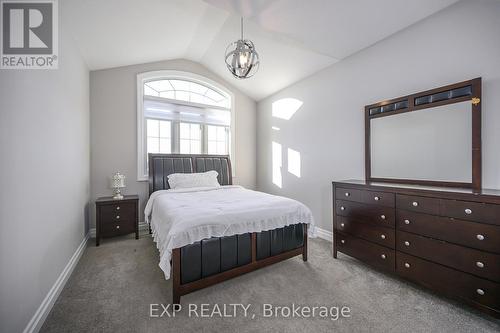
[111,172,125,189]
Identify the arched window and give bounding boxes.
[144,79,230,108]
[137,71,234,180]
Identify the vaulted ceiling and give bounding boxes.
[65,0,459,100]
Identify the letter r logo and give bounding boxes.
[2,2,53,54]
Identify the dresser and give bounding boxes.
[333,180,500,317]
[95,195,139,246]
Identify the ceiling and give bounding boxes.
[65,0,459,100]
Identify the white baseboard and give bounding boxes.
[89,222,149,238]
[23,233,89,333]
[314,226,333,243]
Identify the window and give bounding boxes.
[180,123,201,154]
[207,125,228,155]
[144,79,229,108]
[147,119,171,154]
[137,71,233,180]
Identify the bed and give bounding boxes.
[146,153,314,304]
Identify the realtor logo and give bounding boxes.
[1,0,58,69]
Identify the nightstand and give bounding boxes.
[95,195,139,246]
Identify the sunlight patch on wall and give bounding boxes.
[287,148,301,178]
[272,98,303,120]
[272,141,282,188]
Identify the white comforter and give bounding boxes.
[145,186,315,279]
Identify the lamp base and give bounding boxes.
[113,193,124,200]
[113,188,124,200]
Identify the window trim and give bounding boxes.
[137,70,235,181]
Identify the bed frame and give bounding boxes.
[148,153,308,304]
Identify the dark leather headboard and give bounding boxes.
[148,154,233,195]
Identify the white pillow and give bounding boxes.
[167,170,220,189]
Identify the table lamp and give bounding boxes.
[111,172,126,200]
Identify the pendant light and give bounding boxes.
[225,18,260,79]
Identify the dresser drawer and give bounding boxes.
[397,252,500,312]
[337,217,395,248]
[361,190,395,207]
[337,232,395,272]
[396,194,439,215]
[336,187,364,203]
[397,231,500,282]
[397,210,500,253]
[441,199,500,226]
[100,203,136,223]
[336,200,395,227]
[101,220,135,236]
[336,188,394,207]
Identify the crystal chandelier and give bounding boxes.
[225,18,260,79]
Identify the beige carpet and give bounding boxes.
[41,232,500,332]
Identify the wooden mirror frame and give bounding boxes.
[365,78,482,190]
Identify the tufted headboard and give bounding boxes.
[148,154,233,196]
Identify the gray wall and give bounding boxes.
[0,6,90,332]
[90,59,256,227]
[256,0,500,232]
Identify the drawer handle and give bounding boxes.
[380,214,386,220]
[116,206,120,210]
[476,234,485,241]
[476,288,485,296]
[380,234,386,240]
[404,241,410,246]
[476,261,485,268]
[340,206,345,211]
[344,192,350,197]
[374,196,380,201]
[412,201,419,207]
[404,263,411,268]
[116,225,120,229]
[116,215,120,219]
[341,239,345,244]
[340,223,345,228]
[380,254,386,259]
[404,219,411,225]
[465,208,472,215]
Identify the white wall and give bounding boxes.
[90,59,256,228]
[0,5,90,332]
[256,0,500,232]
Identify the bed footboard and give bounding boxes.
[172,223,308,303]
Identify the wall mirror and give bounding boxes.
[365,78,482,189]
